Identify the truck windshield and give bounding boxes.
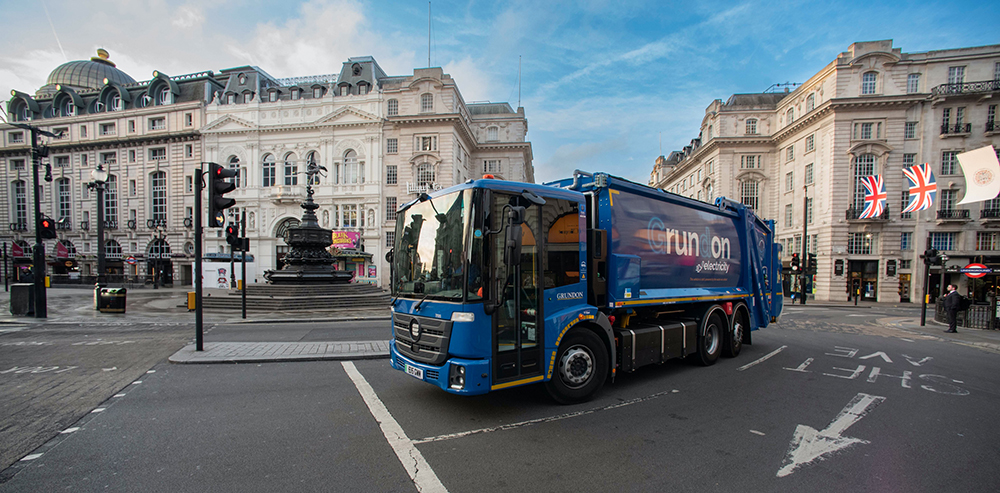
[393,189,475,300]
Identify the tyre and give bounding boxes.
[545,329,608,404]
[695,313,723,366]
[723,308,748,358]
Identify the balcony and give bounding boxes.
[269,185,305,204]
[56,218,71,230]
[940,123,971,136]
[937,209,970,221]
[846,207,890,221]
[8,222,28,232]
[406,182,443,195]
[931,79,1000,97]
[104,219,119,230]
[981,209,1000,219]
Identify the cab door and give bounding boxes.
[493,194,543,383]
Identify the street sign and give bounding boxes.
[960,263,992,278]
[125,256,137,265]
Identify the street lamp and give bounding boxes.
[87,164,109,294]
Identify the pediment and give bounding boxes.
[314,106,381,126]
[202,114,257,133]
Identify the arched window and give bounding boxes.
[852,154,877,210]
[786,107,794,125]
[228,156,242,188]
[387,99,398,116]
[57,178,71,220]
[284,152,298,186]
[110,94,122,111]
[62,98,76,117]
[746,118,758,135]
[274,217,301,241]
[420,93,433,113]
[861,72,877,95]
[146,238,169,260]
[486,126,499,141]
[243,92,253,103]
[151,171,167,221]
[106,239,123,259]
[138,94,152,108]
[262,154,276,187]
[344,150,359,184]
[158,87,172,105]
[806,93,815,112]
[226,93,235,105]
[104,175,118,225]
[417,163,435,187]
[358,83,368,95]
[306,151,320,186]
[12,180,27,226]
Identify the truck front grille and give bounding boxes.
[393,313,453,365]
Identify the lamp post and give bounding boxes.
[87,165,109,297]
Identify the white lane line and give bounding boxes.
[113,393,126,398]
[899,338,915,343]
[20,454,42,461]
[413,390,676,445]
[342,361,447,493]
[146,370,156,374]
[750,430,766,436]
[132,381,142,385]
[91,408,105,413]
[737,345,788,371]
[60,427,80,434]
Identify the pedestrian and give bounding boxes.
[943,284,962,333]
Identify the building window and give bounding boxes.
[420,93,433,113]
[942,107,951,129]
[903,154,916,167]
[900,260,912,270]
[740,181,759,211]
[900,232,912,251]
[291,89,300,100]
[786,108,794,125]
[861,72,877,95]
[228,156,242,188]
[740,155,760,169]
[786,145,794,161]
[941,151,959,175]
[358,84,368,95]
[806,94,815,112]
[314,87,323,98]
[419,136,437,152]
[128,120,136,133]
[12,180,27,226]
[386,138,398,154]
[81,154,89,166]
[859,122,874,140]
[805,163,814,185]
[10,158,25,170]
[848,232,876,255]
[284,153,298,186]
[904,122,917,139]
[805,134,814,152]
[344,150,363,184]
[386,197,397,222]
[158,87,172,105]
[130,180,136,196]
[99,123,117,136]
[55,155,70,168]
[948,66,965,85]
[185,175,193,193]
[386,165,397,185]
[995,62,1000,81]
[484,160,501,174]
[151,171,167,221]
[340,86,349,96]
[101,152,117,166]
[977,232,999,251]
[417,163,435,187]
[243,92,253,103]
[930,232,956,251]
[57,178,71,220]
[343,204,358,228]
[185,113,193,126]
[784,204,793,228]
[387,99,398,116]
[386,231,396,249]
[746,119,757,135]
[149,148,166,161]
[785,172,794,192]
[8,131,24,144]
[907,74,920,94]
[806,197,813,224]
[939,189,957,211]
[185,144,193,158]
[105,175,118,223]
[226,93,235,105]
[988,105,996,130]
[149,118,166,131]
[269,91,277,102]
[487,126,499,142]
[262,154,276,187]
[852,154,877,210]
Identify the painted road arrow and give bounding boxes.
[777,393,886,477]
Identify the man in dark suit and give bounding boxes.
[943,284,961,333]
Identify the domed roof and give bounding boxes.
[41,49,136,94]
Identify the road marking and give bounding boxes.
[859,352,892,363]
[146,370,156,373]
[902,355,933,367]
[113,393,126,398]
[103,367,117,372]
[737,345,787,371]
[783,358,814,373]
[777,393,886,478]
[20,454,43,461]
[413,390,676,445]
[899,338,914,343]
[132,381,142,385]
[750,430,766,436]
[342,361,447,493]
[60,427,80,434]
[91,408,105,413]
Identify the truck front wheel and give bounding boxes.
[545,329,608,404]
[695,313,723,366]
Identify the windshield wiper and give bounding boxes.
[413,294,429,311]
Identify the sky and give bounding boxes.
[1,0,999,184]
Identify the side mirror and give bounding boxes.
[385,249,393,263]
[504,206,525,267]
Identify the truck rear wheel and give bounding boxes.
[695,313,723,366]
[545,329,608,404]
[723,309,747,358]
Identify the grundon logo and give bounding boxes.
[646,217,732,260]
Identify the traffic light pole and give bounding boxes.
[241,210,247,320]
[920,236,932,327]
[30,128,46,318]
[800,193,808,305]
[195,167,204,351]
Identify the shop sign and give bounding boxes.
[960,263,992,278]
[368,265,376,277]
[331,231,360,249]
[834,259,844,276]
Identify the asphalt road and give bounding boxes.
[2,307,999,492]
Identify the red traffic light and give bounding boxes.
[225,225,237,236]
[41,219,51,228]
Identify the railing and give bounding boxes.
[147,218,168,229]
[936,209,970,220]
[931,79,1000,97]
[982,209,1000,219]
[845,207,890,221]
[9,222,28,232]
[80,221,89,230]
[940,123,972,135]
[56,219,72,230]
[935,301,998,329]
[900,211,913,219]
[104,219,119,229]
[406,182,443,194]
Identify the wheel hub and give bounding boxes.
[559,346,594,387]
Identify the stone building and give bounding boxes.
[1,50,220,285]
[650,40,1000,303]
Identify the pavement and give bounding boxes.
[3,286,999,364]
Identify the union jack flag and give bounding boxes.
[902,164,937,213]
[859,174,887,219]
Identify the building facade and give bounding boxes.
[2,50,220,285]
[651,40,1000,303]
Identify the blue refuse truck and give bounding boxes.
[388,171,783,403]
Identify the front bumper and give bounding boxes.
[389,343,491,395]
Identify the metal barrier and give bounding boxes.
[935,301,998,329]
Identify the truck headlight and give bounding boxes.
[449,364,466,390]
[450,312,474,322]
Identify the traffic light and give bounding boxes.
[807,253,817,274]
[208,163,238,228]
[790,253,800,272]
[39,216,57,239]
[226,225,240,248]
[923,248,940,265]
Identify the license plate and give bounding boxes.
[405,363,424,380]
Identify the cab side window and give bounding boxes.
[543,199,581,289]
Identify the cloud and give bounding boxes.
[443,57,494,102]
[172,5,205,29]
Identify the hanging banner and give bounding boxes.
[12,243,24,257]
[56,241,69,258]
[957,145,1000,205]
[331,231,360,249]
